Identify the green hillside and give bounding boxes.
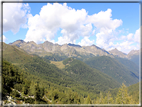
[62,58,120,92]
[114,56,139,74]
[3,43,120,99]
[3,42,78,88]
[2,60,85,104]
[84,56,139,86]
[2,42,139,104]
[130,55,139,66]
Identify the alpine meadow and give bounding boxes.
[1,2,140,105]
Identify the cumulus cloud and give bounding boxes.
[134,28,140,43]
[107,40,139,54]
[78,36,94,46]
[107,27,140,54]
[87,9,122,30]
[24,3,123,48]
[24,3,91,44]
[0,1,139,54]
[127,33,133,41]
[87,8,122,50]
[3,3,30,33]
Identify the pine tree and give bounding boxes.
[104,91,114,104]
[99,92,104,104]
[34,83,41,104]
[115,83,133,104]
[84,95,92,104]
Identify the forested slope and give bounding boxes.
[84,56,139,86]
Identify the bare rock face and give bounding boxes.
[83,45,110,56]
[127,50,139,58]
[9,39,26,47]
[109,48,127,58]
[9,40,112,58]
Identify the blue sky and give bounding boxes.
[3,2,140,53]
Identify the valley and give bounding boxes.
[2,40,140,105]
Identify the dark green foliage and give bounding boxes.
[2,60,23,98]
[2,60,48,104]
[35,83,42,101]
[25,98,35,104]
[10,90,20,98]
[14,84,23,92]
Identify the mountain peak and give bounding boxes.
[27,41,36,45]
[128,50,139,56]
[9,39,25,47]
[109,48,127,58]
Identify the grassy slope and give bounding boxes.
[50,61,65,69]
[84,56,139,86]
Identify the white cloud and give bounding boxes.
[24,3,124,48]
[134,28,140,43]
[3,3,30,33]
[87,8,123,51]
[107,40,139,54]
[127,33,133,41]
[25,3,93,44]
[78,37,94,46]
[22,3,139,54]
[87,9,122,30]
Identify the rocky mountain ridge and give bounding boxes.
[9,40,112,58]
[9,40,139,59]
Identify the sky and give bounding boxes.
[2,2,140,54]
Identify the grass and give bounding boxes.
[50,61,65,69]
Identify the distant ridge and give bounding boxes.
[9,39,26,47]
[109,48,127,58]
[9,40,112,58]
[68,43,82,48]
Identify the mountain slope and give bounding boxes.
[114,57,139,74]
[127,50,139,66]
[109,48,127,58]
[84,56,139,86]
[62,58,120,92]
[3,43,120,98]
[3,42,76,87]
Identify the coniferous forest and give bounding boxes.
[1,42,140,105]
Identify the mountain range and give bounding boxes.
[2,42,121,98]
[8,40,140,84]
[9,40,112,58]
[9,40,139,60]
[2,40,140,104]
